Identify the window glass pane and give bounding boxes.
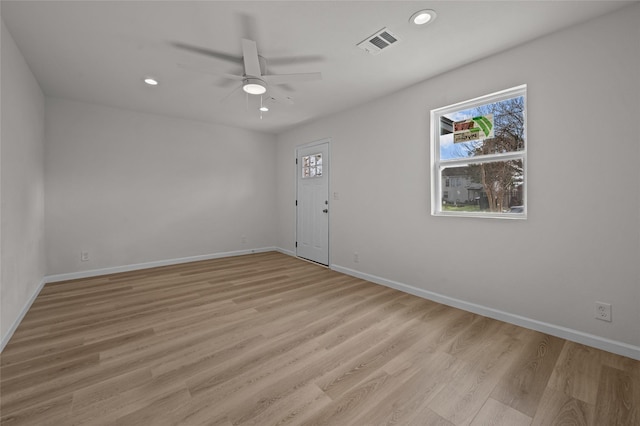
[301,153,323,179]
[441,160,524,213]
[440,96,525,161]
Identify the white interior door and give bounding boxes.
[296,142,329,265]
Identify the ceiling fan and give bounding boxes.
[176,38,322,105]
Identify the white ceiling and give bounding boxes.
[1,1,634,134]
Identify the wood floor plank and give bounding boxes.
[1,329,155,381]
[68,369,191,424]
[350,350,462,425]
[547,341,603,405]
[173,342,333,425]
[594,365,639,425]
[427,333,523,426]
[70,367,154,413]
[113,386,191,426]
[314,316,431,399]
[1,353,101,405]
[183,293,371,397]
[180,323,391,425]
[0,337,85,367]
[97,306,259,362]
[469,398,532,426]
[443,314,504,360]
[236,382,331,426]
[406,407,456,426]
[1,251,637,425]
[490,331,565,417]
[601,350,640,382]
[531,386,594,426]
[301,370,392,426]
[0,394,73,426]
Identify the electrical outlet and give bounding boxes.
[241,235,247,244]
[81,251,89,262]
[595,302,612,322]
[353,252,359,263]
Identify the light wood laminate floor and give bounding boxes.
[1,252,638,425]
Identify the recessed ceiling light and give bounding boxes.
[144,77,159,86]
[410,9,436,26]
[259,106,269,112]
[242,78,267,95]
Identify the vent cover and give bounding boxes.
[357,28,400,55]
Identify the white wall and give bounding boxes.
[45,98,277,276]
[276,4,640,352]
[1,19,46,347]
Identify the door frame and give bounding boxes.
[295,138,331,267]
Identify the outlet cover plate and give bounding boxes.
[595,302,612,322]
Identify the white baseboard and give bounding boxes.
[274,247,295,257]
[1,277,47,353]
[45,247,277,283]
[331,264,640,361]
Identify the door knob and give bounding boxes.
[323,209,328,213]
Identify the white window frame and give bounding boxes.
[430,85,527,219]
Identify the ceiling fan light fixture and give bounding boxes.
[242,78,267,95]
[259,106,269,112]
[410,9,436,25]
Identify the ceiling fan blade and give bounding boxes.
[220,85,243,103]
[268,55,325,66]
[236,12,258,44]
[262,72,322,85]
[277,84,295,93]
[172,42,242,64]
[241,38,262,77]
[177,64,244,81]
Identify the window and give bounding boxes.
[302,153,323,178]
[431,85,527,218]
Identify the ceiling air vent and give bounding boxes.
[357,28,400,56]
